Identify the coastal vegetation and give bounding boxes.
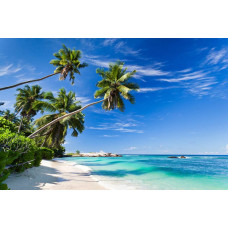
[0,45,139,189]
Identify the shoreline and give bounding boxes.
[5,159,107,190]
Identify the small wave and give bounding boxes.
[75,164,92,173]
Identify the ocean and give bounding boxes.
[59,155,228,190]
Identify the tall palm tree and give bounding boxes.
[29,61,139,139]
[0,45,88,91]
[34,88,85,148]
[94,61,139,111]
[50,44,88,85]
[15,85,45,133]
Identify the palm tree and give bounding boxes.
[94,61,139,111]
[29,61,139,139]
[15,85,45,133]
[0,45,88,91]
[50,44,88,85]
[0,109,20,124]
[34,88,85,148]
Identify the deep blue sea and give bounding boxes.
[59,155,228,189]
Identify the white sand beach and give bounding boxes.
[5,160,106,190]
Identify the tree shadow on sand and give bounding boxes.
[5,165,68,190]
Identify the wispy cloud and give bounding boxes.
[205,48,227,65]
[88,118,143,134]
[89,125,143,133]
[76,96,91,105]
[102,39,141,56]
[177,68,192,73]
[127,64,169,76]
[85,55,169,77]
[0,64,22,77]
[84,56,110,68]
[124,146,137,151]
[157,68,218,96]
[103,134,119,137]
[114,41,141,56]
[159,71,207,83]
[139,87,167,93]
[102,38,118,46]
[185,79,217,96]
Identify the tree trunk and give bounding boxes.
[0,72,59,91]
[29,99,105,139]
[41,137,47,147]
[18,116,24,133]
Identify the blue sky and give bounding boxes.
[1,38,228,155]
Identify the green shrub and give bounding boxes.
[0,129,42,189]
[0,117,17,133]
[39,147,54,160]
[0,148,10,190]
[53,146,65,158]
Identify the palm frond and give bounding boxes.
[94,86,109,98]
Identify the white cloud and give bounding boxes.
[114,128,143,133]
[177,68,192,73]
[76,96,91,105]
[102,39,141,56]
[103,38,118,46]
[88,126,143,133]
[205,48,227,65]
[139,87,167,93]
[85,55,169,77]
[85,57,110,68]
[88,118,143,134]
[103,135,119,137]
[127,64,169,76]
[159,71,207,83]
[124,146,137,151]
[114,41,141,56]
[115,123,137,127]
[0,64,22,77]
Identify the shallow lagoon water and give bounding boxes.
[60,155,228,190]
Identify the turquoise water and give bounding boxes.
[60,155,228,190]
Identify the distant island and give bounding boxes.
[64,152,122,157]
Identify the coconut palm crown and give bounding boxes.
[15,85,45,119]
[50,44,88,85]
[34,88,85,148]
[14,85,47,132]
[94,61,139,111]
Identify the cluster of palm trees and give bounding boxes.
[0,44,140,149]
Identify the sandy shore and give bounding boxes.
[5,160,107,190]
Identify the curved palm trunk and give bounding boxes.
[18,116,24,133]
[28,98,105,139]
[0,72,59,91]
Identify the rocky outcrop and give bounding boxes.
[65,152,122,157]
[168,156,186,159]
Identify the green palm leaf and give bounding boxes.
[94,61,139,111]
